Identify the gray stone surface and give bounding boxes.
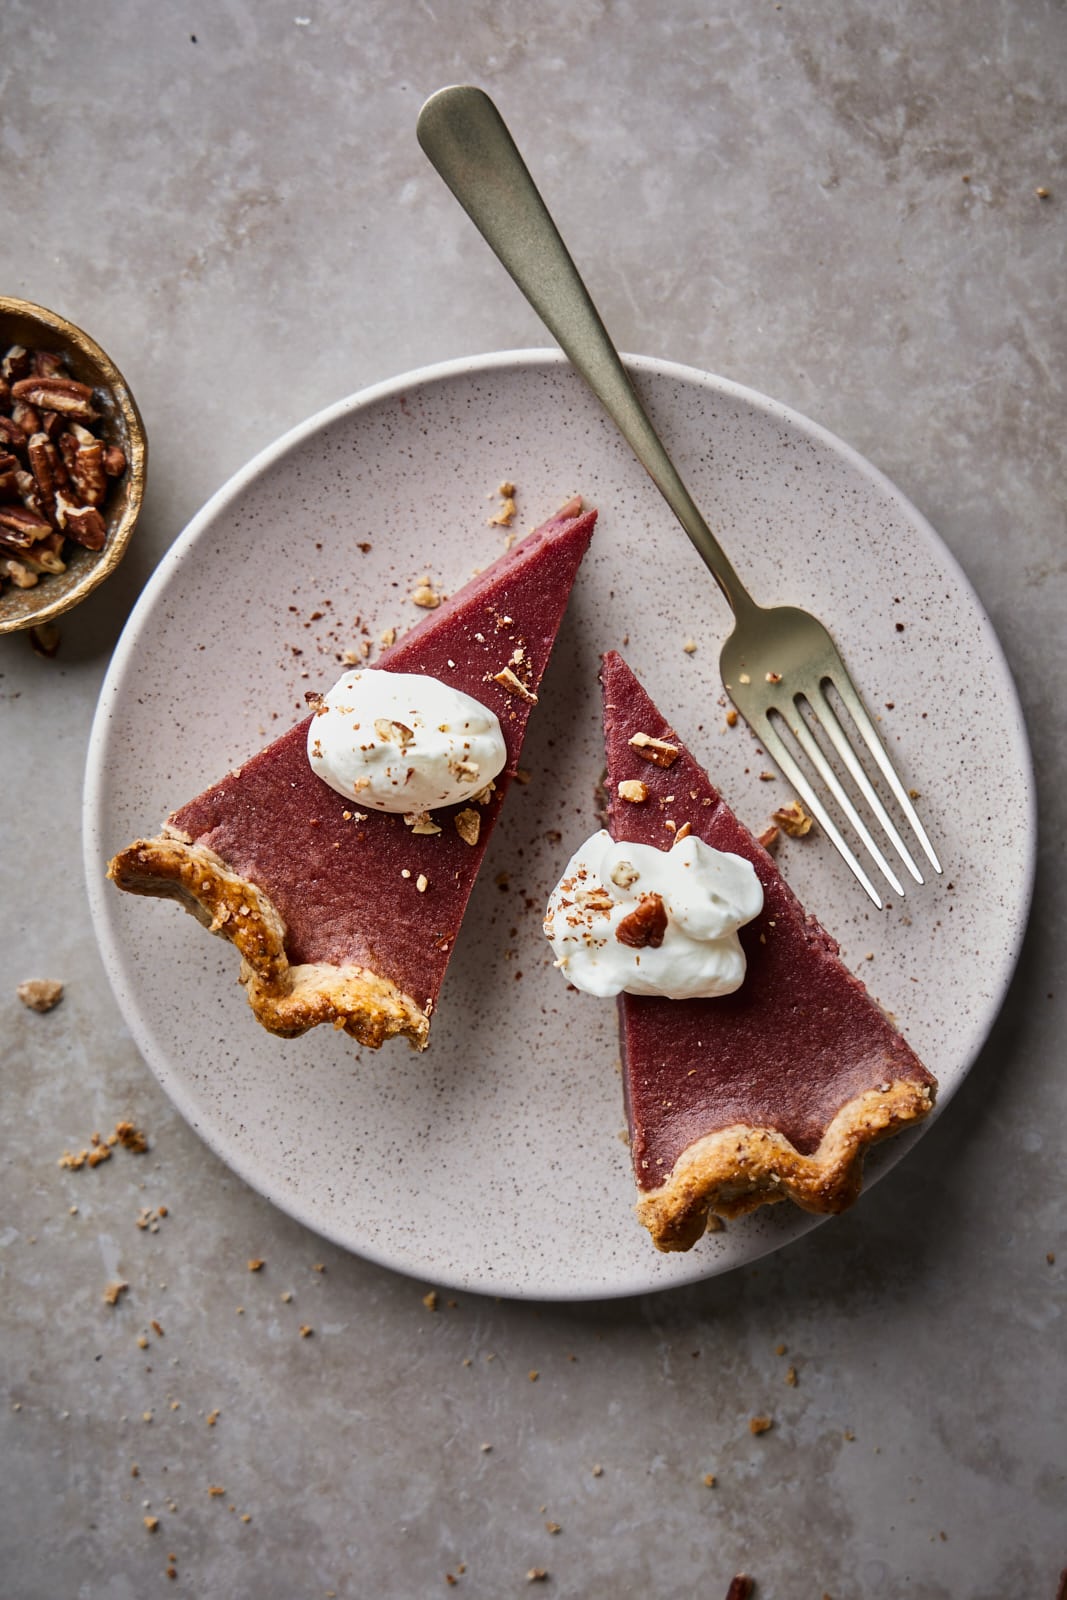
[1,1,1064,1595]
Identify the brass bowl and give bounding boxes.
[0,296,147,635]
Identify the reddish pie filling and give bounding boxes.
[143,503,596,1017]
[601,650,935,1193]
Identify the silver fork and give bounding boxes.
[417,85,942,908]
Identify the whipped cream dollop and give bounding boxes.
[543,829,764,1000]
[307,668,507,813]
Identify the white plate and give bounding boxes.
[84,351,1035,1300]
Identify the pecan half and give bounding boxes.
[1,346,31,382]
[0,451,20,499]
[27,432,63,518]
[615,892,668,948]
[10,375,98,419]
[59,499,107,550]
[0,503,52,546]
[14,532,66,575]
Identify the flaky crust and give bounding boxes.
[107,835,430,1050]
[636,1078,935,1251]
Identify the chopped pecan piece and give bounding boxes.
[492,664,537,703]
[2,557,37,588]
[454,807,481,846]
[771,798,814,837]
[617,778,649,803]
[615,892,668,948]
[628,732,679,768]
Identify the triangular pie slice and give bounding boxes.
[109,498,596,1050]
[600,650,936,1250]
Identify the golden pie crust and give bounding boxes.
[107,834,430,1050]
[636,1077,934,1251]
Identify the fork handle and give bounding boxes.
[417,85,758,620]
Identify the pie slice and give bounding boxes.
[600,650,936,1250]
[108,498,596,1050]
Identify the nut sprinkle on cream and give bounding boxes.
[544,829,763,1000]
[308,668,506,814]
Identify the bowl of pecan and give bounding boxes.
[0,296,147,635]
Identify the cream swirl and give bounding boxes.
[544,829,763,999]
[308,668,506,813]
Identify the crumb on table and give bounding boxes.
[17,978,64,1012]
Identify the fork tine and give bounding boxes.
[826,670,943,877]
[797,682,925,885]
[755,714,888,908]
[767,708,905,898]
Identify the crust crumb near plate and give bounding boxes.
[107,834,430,1051]
[17,977,64,1011]
[637,1078,934,1251]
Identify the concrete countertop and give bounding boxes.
[2,3,1063,1595]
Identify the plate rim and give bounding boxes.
[83,347,1037,1300]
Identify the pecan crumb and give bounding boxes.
[17,978,64,1012]
[422,1290,438,1311]
[454,808,481,847]
[247,1258,265,1272]
[114,1120,149,1153]
[617,779,648,803]
[103,1280,129,1306]
[488,481,517,527]
[628,732,679,768]
[771,799,813,837]
[404,810,442,835]
[748,1415,773,1435]
[492,664,538,703]
[411,581,441,609]
[725,707,739,727]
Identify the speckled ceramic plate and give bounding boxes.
[84,351,1034,1300]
